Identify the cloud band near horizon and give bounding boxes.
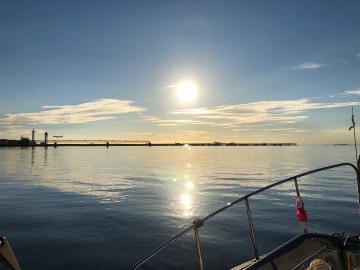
[0,99,146,125]
[1,91,360,133]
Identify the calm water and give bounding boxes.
[0,146,359,269]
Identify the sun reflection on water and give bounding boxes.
[181,194,191,206]
[180,193,193,218]
[185,182,193,189]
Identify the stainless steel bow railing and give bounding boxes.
[132,162,360,270]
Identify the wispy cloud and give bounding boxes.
[162,84,177,89]
[0,99,146,125]
[168,99,360,128]
[135,97,360,132]
[339,58,349,65]
[342,88,360,96]
[4,96,358,140]
[142,115,215,126]
[291,62,327,70]
[356,53,360,60]
[143,130,212,143]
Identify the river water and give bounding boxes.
[0,145,359,269]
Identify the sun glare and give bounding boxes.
[181,194,191,206]
[177,81,197,102]
[185,182,193,189]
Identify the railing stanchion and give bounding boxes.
[294,177,308,234]
[294,177,300,197]
[245,198,259,260]
[193,219,204,270]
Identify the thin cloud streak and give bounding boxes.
[169,99,360,127]
[172,99,360,115]
[0,99,146,125]
[291,62,327,70]
[139,98,360,130]
[344,89,360,95]
[144,130,212,143]
[143,115,216,126]
[162,84,177,89]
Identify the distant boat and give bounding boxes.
[53,135,63,138]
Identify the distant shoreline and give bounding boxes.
[0,141,297,147]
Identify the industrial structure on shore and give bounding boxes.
[0,129,297,147]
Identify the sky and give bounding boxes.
[1,1,360,144]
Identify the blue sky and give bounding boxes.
[1,1,360,144]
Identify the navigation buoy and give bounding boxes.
[296,196,307,233]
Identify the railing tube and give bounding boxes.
[193,219,204,270]
[245,198,259,260]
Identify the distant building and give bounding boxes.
[19,137,31,147]
[0,139,8,145]
[7,140,19,146]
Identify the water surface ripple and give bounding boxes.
[0,146,358,269]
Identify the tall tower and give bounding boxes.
[45,132,48,145]
[31,129,35,144]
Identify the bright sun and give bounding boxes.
[177,81,197,102]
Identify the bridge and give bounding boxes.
[34,139,151,146]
